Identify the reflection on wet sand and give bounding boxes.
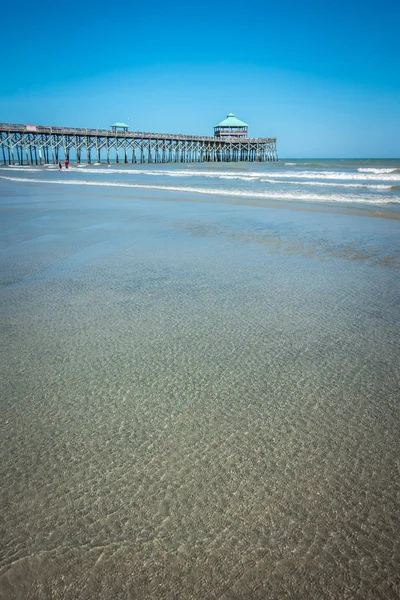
[173,218,400,267]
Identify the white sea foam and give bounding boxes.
[70,166,400,182]
[3,165,400,182]
[0,166,42,171]
[357,167,398,174]
[219,175,259,181]
[246,170,400,182]
[259,178,391,190]
[74,168,263,180]
[1,175,398,205]
[3,165,33,169]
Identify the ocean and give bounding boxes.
[1,158,400,208]
[0,159,399,599]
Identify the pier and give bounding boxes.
[0,119,278,165]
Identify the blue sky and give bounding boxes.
[1,0,399,157]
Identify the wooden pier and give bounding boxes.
[0,123,278,165]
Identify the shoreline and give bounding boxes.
[1,174,400,221]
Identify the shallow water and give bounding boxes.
[0,172,400,599]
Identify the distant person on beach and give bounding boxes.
[58,161,62,170]
[65,159,69,169]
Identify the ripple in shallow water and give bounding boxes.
[0,182,399,599]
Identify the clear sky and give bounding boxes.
[1,0,399,157]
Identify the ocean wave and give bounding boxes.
[2,165,33,169]
[0,166,42,171]
[1,175,398,206]
[248,170,400,182]
[86,168,262,180]
[259,179,391,190]
[283,162,345,168]
[0,168,391,189]
[3,163,400,182]
[5,165,400,183]
[357,167,399,174]
[70,167,400,182]
[218,175,259,181]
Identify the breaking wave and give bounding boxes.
[2,165,400,183]
[1,175,398,206]
[357,168,399,174]
[64,167,400,182]
[259,179,391,190]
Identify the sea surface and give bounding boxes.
[0,159,400,599]
[1,158,400,208]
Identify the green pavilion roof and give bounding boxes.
[215,113,248,128]
[110,122,129,128]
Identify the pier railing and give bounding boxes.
[0,123,275,143]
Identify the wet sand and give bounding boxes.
[1,182,400,599]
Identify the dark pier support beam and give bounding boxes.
[86,138,91,164]
[124,138,128,163]
[16,143,22,165]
